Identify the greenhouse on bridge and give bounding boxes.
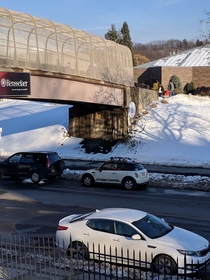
[0,7,134,86]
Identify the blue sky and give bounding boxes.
[0,0,209,44]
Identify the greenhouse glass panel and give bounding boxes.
[0,7,134,86]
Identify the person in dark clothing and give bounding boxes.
[169,80,175,97]
[158,84,164,97]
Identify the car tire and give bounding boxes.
[0,168,3,180]
[30,171,42,183]
[68,241,89,260]
[153,254,177,275]
[122,177,135,190]
[56,160,65,172]
[82,174,94,186]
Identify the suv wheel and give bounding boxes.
[30,171,41,183]
[82,174,94,186]
[123,177,135,190]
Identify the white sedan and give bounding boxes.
[56,208,210,275]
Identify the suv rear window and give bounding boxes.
[125,163,144,171]
[48,153,61,163]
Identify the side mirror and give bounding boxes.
[132,234,141,240]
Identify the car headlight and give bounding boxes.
[177,249,200,257]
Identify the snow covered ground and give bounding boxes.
[0,94,210,190]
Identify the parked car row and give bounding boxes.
[0,154,149,190]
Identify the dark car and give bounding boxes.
[0,151,65,183]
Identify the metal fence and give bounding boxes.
[0,235,209,280]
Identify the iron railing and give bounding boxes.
[0,235,209,280]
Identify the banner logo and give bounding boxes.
[0,72,30,96]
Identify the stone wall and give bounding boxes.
[69,87,158,140]
[69,105,127,140]
[125,86,157,113]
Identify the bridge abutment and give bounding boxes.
[69,87,157,140]
[69,105,127,139]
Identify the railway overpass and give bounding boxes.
[0,7,157,139]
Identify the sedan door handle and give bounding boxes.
[83,232,90,236]
[113,238,120,242]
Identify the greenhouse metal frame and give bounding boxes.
[0,7,134,86]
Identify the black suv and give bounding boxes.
[0,151,65,183]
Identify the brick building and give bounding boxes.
[134,44,210,92]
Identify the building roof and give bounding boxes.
[135,44,210,69]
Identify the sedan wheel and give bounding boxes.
[153,254,177,275]
[30,171,41,183]
[68,242,89,260]
[82,174,94,186]
[123,178,135,190]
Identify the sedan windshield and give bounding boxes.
[132,214,173,239]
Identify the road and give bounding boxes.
[0,177,210,242]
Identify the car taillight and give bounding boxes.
[46,156,50,169]
[57,225,68,230]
